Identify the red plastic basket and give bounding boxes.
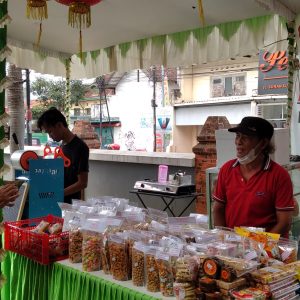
[4,215,69,265]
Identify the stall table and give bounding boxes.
[1,252,166,300]
[130,190,198,217]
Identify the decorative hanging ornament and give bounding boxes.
[56,0,102,61]
[26,0,48,47]
[197,0,205,26]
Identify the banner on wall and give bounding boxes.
[163,75,170,106]
[257,49,288,95]
[156,107,172,152]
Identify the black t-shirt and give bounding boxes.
[62,135,89,204]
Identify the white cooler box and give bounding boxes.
[215,128,290,168]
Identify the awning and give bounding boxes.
[7,15,289,79]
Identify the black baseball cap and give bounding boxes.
[228,116,274,140]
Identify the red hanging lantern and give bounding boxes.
[56,0,102,60]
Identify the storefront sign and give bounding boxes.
[258,50,288,95]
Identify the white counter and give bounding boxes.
[5,147,195,167]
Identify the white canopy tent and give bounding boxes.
[3,0,300,153]
[6,0,300,79]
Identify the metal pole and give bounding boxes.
[25,69,32,145]
[99,92,102,148]
[104,90,114,143]
[152,67,157,152]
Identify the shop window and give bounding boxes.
[256,102,287,128]
[211,74,246,97]
[85,108,91,115]
[74,108,81,116]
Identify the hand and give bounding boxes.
[0,184,19,208]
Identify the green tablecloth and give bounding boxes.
[1,252,161,300]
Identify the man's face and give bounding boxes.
[235,132,260,158]
[42,123,63,142]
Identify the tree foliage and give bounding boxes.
[31,77,89,112]
[31,104,48,120]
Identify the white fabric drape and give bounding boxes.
[7,15,290,79]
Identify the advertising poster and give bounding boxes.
[257,49,288,95]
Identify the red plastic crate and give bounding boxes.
[4,215,69,265]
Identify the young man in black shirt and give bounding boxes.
[37,107,89,203]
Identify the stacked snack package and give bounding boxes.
[199,255,260,299]
[145,247,161,292]
[132,242,146,287]
[100,218,124,275]
[58,204,300,300]
[126,231,144,280]
[189,213,209,229]
[249,266,299,300]
[174,255,199,300]
[155,251,175,296]
[100,236,111,274]
[108,233,129,281]
[81,218,105,272]
[168,217,197,236]
[68,211,86,263]
[159,235,184,279]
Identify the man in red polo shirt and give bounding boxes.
[213,116,294,237]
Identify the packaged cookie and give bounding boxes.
[100,236,110,274]
[231,287,269,300]
[31,220,50,233]
[176,255,199,282]
[173,282,196,300]
[216,256,259,277]
[198,277,218,293]
[81,218,107,272]
[145,247,160,292]
[250,266,296,284]
[202,257,222,279]
[68,212,86,263]
[48,223,63,234]
[132,242,146,286]
[278,238,298,263]
[220,265,236,282]
[155,251,174,297]
[108,234,128,281]
[82,229,102,272]
[126,231,144,280]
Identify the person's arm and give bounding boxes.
[268,210,293,235]
[64,172,88,197]
[293,198,299,217]
[0,184,19,208]
[213,200,226,227]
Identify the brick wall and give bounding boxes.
[72,121,101,149]
[192,116,231,214]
